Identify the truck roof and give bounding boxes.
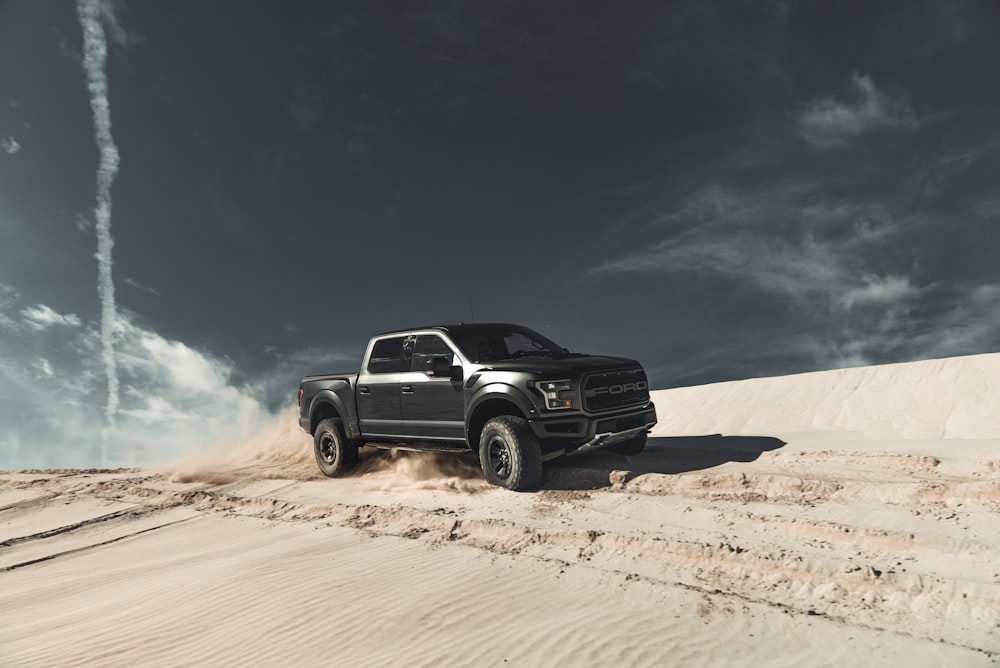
[375,323,530,337]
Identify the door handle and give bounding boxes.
[400,385,414,394]
[358,386,371,395]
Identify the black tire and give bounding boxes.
[609,432,647,456]
[479,416,543,492]
[313,418,358,477]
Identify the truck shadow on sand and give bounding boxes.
[542,435,787,491]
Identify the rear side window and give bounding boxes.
[367,337,407,373]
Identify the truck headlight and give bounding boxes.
[532,379,576,410]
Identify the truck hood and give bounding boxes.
[479,354,641,376]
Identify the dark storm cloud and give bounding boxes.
[1,1,999,467]
[287,84,326,132]
[584,62,1000,381]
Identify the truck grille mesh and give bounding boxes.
[582,368,649,412]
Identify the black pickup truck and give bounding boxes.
[298,323,657,491]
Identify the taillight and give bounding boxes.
[297,387,304,409]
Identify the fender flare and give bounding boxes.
[467,382,537,419]
[308,384,360,441]
[465,383,540,446]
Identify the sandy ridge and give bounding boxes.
[3,444,997,660]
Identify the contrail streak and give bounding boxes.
[77,0,120,459]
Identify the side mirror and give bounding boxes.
[427,356,463,381]
[428,356,451,376]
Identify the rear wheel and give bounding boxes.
[314,418,358,477]
[479,416,542,492]
[609,432,647,456]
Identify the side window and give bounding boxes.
[410,335,455,373]
[367,336,407,374]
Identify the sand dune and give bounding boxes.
[650,352,1000,439]
[2,354,999,666]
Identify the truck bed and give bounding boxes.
[300,372,358,385]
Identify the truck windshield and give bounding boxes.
[449,326,568,362]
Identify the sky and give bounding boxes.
[1,1,999,468]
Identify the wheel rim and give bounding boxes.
[319,433,337,464]
[487,437,512,479]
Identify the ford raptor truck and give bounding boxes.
[297,323,657,492]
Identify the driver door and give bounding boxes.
[400,334,465,441]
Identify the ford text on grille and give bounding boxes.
[589,381,648,396]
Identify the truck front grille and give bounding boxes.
[582,368,649,412]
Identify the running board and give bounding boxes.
[364,442,472,454]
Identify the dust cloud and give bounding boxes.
[359,448,489,494]
[161,407,317,484]
[161,407,488,493]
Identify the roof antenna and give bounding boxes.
[467,292,475,322]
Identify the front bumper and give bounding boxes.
[528,402,657,459]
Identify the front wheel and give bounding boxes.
[479,416,542,492]
[609,432,647,456]
[314,418,358,477]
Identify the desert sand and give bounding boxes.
[2,354,998,667]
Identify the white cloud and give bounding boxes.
[119,396,194,424]
[123,277,159,295]
[20,304,83,331]
[78,0,123,443]
[0,293,273,469]
[587,179,935,371]
[244,344,360,412]
[0,284,20,330]
[816,333,878,370]
[797,74,918,147]
[1,137,20,155]
[74,213,92,232]
[32,357,55,379]
[590,184,900,307]
[135,332,235,394]
[593,230,835,299]
[98,0,137,47]
[840,275,919,309]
